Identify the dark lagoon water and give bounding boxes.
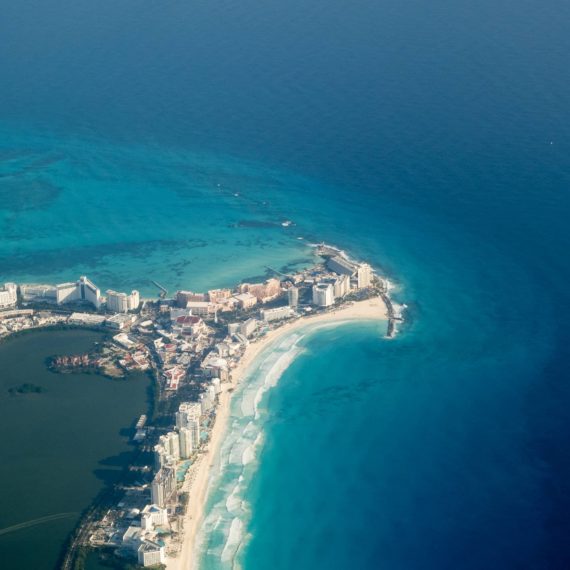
[2,0,570,568]
[0,330,150,570]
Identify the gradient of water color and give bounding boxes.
[2,0,570,568]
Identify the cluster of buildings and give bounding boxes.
[150,308,213,391]
[91,394,220,567]
[149,254,375,376]
[0,309,68,338]
[129,392,221,564]
[48,332,151,377]
[19,276,102,308]
[0,277,146,341]
[145,253,377,396]
[309,257,373,308]
[68,312,138,330]
[2,277,141,316]
[107,251,377,566]
[2,252,375,343]
[152,402,203,502]
[90,487,170,566]
[236,278,281,304]
[174,277,283,316]
[114,503,169,567]
[0,310,139,340]
[4,247,382,568]
[117,346,151,373]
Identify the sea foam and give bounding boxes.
[196,329,307,569]
[221,517,244,564]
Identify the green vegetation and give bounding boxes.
[71,545,88,570]
[179,491,189,509]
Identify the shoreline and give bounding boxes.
[1,247,401,568]
[168,296,388,570]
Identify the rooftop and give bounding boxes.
[176,316,201,324]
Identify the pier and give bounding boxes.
[150,280,168,299]
[265,266,295,280]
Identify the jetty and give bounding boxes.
[379,281,403,338]
[150,280,168,299]
[265,266,295,280]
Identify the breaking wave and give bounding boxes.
[196,331,306,569]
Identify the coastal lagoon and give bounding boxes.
[2,0,570,568]
[0,330,150,570]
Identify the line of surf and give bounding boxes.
[190,298,389,569]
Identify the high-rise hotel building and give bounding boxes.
[0,283,17,309]
[288,286,299,308]
[179,427,194,459]
[176,402,202,449]
[357,263,372,289]
[106,289,140,313]
[312,283,335,307]
[150,466,176,508]
[55,276,101,308]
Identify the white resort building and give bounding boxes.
[150,466,177,508]
[260,306,294,322]
[312,283,335,307]
[288,286,299,307]
[137,540,165,567]
[327,255,357,276]
[333,274,351,298]
[140,504,169,531]
[357,263,373,288]
[19,284,58,303]
[0,283,17,309]
[56,276,101,308]
[106,289,140,313]
[179,427,194,458]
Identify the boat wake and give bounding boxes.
[0,512,77,537]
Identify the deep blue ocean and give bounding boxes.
[2,0,570,568]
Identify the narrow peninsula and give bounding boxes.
[0,244,404,569]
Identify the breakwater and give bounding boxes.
[381,290,400,338]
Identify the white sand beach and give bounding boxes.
[167,296,388,570]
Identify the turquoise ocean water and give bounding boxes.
[2,0,570,568]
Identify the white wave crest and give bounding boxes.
[225,482,242,514]
[253,345,304,419]
[196,330,308,567]
[221,517,244,564]
[241,443,255,466]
